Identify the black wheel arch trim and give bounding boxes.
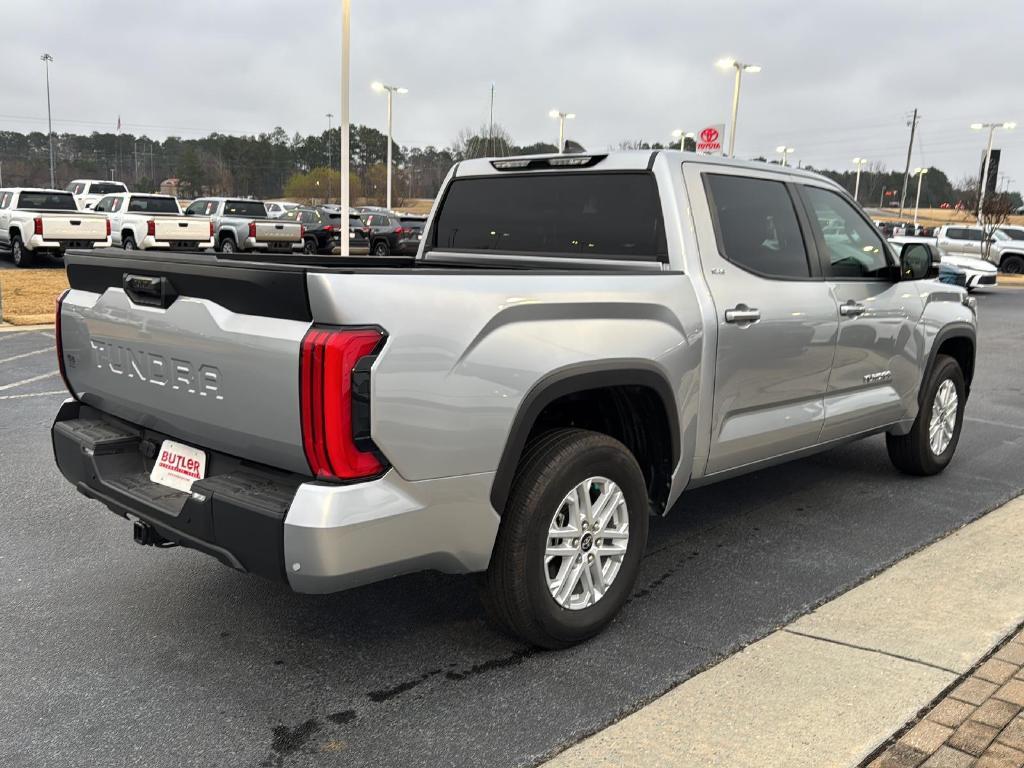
[922,322,976,404]
[489,361,680,515]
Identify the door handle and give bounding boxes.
[724,304,761,324]
[839,301,866,317]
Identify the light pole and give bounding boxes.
[372,81,407,211]
[548,110,575,153]
[326,112,333,202]
[41,53,55,189]
[971,121,1016,222]
[672,129,695,150]
[340,0,350,255]
[775,145,794,166]
[716,58,761,158]
[852,157,868,203]
[912,167,928,227]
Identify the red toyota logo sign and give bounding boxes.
[700,127,719,144]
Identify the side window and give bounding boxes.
[184,200,206,216]
[0,192,10,209]
[802,187,890,279]
[945,228,963,240]
[704,174,811,279]
[93,196,109,212]
[967,230,984,242]
[109,197,123,213]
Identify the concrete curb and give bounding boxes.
[545,495,1024,768]
[0,322,55,333]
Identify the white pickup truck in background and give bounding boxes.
[66,179,129,210]
[93,193,214,251]
[0,188,111,267]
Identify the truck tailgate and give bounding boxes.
[59,252,312,475]
[152,216,210,241]
[42,213,107,240]
[254,220,301,243]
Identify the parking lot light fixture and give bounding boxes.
[372,81,407,210]
[717,57,761,157]
[549,110,575,154]
[672,129,695,150]
[41,53,55,189]
[972,121,1016,222]
[852,157,869,203]
[913,167,928,226]
[775,145,794,167]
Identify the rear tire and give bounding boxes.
[11,233,33,268]
[303,237,318,255]
[482,428,648,649]
[122,235,137,251]
[219,236,236,254]
[886,354,965,476]
[1001,254,1024,275]
[373,239,390,257]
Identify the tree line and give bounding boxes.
[0,125,1016,209]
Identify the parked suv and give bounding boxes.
[364,211,423,256]
[282,207,370,255]
[52,151,976,649]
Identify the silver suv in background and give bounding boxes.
[52,151,976,648]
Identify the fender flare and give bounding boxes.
[489,360,680,514]
[921,322,976,403]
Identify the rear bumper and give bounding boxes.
[30,234,111,251]
[52,401,500,591]
[244,237,299,251]
[141,235,215,250]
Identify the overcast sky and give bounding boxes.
[8,0,1024,192]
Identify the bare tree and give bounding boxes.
[959,176,1016,260]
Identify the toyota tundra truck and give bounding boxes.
[182,197,302,254]
[51,151,976,648]
[0,188,111,267]
[93,193,214,251]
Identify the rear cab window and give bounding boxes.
[127,196,180,214]
[87,182,128,195]
[17,192,78,211]
[224,200,269,218]
[431,172,668,261]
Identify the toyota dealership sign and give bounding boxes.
[696,124,725,155]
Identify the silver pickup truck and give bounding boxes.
[183,197,302,254]
[52,151,976,648]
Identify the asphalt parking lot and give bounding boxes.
[3,287,1024,768]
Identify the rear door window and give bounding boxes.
[432,172,668,261]
[703,174,811,278]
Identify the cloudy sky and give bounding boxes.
[8,0,1024,191]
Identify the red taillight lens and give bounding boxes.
[300,327,385,480]
[322,225,334,233]
[105,219,111,236]
[394,226,405,235]
[146,220,156,237]
[248,221,257,238]
[300,225,305,238]
[209,221,214,237]
[55,289,76,398]
[33,217,43,236]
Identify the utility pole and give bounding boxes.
[41,53,55,188]
[326,112,333,202]
[898,108,919,220]
[488,83,495,156]
[340,0,350,255]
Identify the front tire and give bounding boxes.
[483,429,648,649]
[887,354,966,476]
[11,233,34,268]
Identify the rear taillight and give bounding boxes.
[209,221,214,237]
[393,226,405,235]
[55,290,76,398]
[299,327,386,481]
[322,225,334,233]
[146,220,155,237]
[33,217,43,236]
[300,225,305,238]
[248,221,257,238]
[105,219,111,237]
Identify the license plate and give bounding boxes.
[150,439,206,493]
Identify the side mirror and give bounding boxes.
[899,242,938,281]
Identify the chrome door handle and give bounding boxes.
[839,301,866,317]
[724,304,761,324]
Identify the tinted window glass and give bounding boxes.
[18,192,78,210]
[109,197,123,212]
[433,172,667,260]
[946,228,965,240]
[281,210,300,221]
[89,182,127,195]
[224,200,268,218]
[704,174,810,278]
[0,192,11,209]
[967,229,984,242]
[127,196,179,214]
[802,186,890,278]
[1002,228,1024,241]
[93,196,111,212]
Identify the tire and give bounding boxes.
[219,236,236,254]
[886,354,966,476]
[1001,254,1024,275]
[11,233,34,268]
[122,235,137,251]
[303,237,318,255]
[482,428,649,649]
[373,239,390,257]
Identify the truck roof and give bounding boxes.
[0,187,75,194]
[455,150,836,186]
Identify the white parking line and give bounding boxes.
[0,371,58,391]
[0,347,52,365]
[0,389,66,401]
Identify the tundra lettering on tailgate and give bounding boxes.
[90,338,224,400]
